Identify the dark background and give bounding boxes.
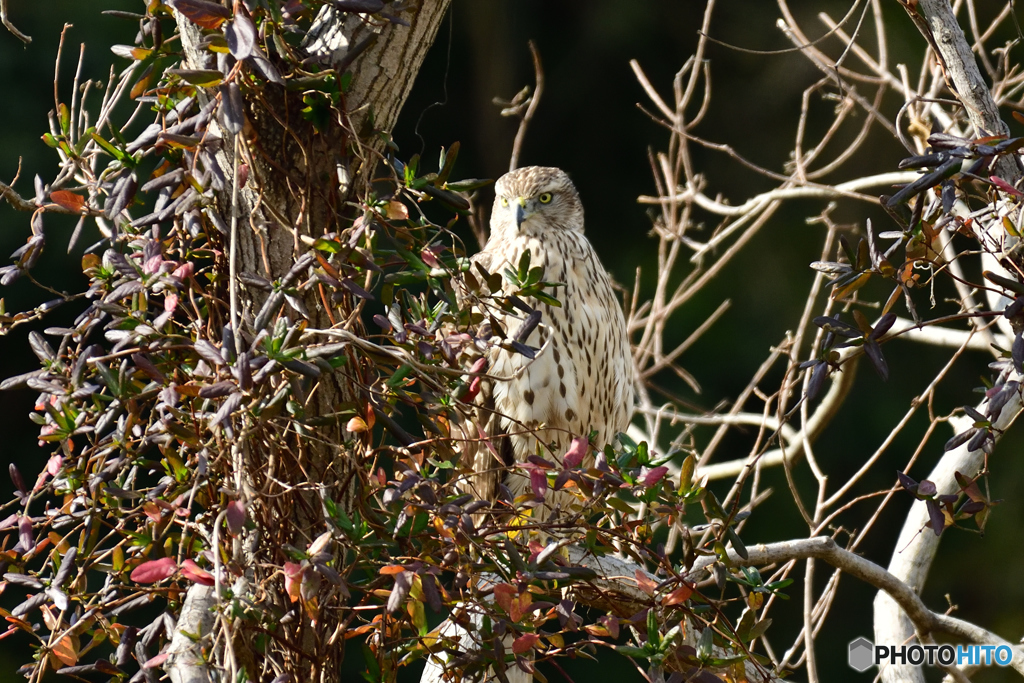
[1,2,1022,681]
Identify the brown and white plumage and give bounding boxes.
[460,166,633,520]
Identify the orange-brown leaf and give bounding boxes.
[51,635,78,667]
[170,0,230,29]
[635,569,657,596]
[50,191,85,213]
[662,582,694,606]
[385,200,409,220]
[512,633,540,654]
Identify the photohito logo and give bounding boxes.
[848,638,1014,671]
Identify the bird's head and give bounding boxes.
[492,166,584,235]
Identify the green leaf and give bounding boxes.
[437,141,459,185]
[386,364,413,387]
[444,178,493,192]
[696,626,713,660]
[517,250,531,282]
[647,609,660,649]
[532,292,561,308]
[90,131,127,163]
[58,103,71,136]
[167,69,225,87]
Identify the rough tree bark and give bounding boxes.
[166,3,450,681]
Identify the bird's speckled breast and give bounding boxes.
[478,229,633,463]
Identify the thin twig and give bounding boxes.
[508,40,544,172]
[0,0,31,44]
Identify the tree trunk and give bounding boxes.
[167,3,450,680]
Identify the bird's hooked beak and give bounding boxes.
[514,197,528,228]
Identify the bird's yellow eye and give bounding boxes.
[500,197,509,207]
[538,192,553,204]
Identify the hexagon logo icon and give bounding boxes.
[848,637,875,672]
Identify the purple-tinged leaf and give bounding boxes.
[963,405,986,423]
[52,547,77,588]
[868,312,897,340]
[3,572,42,588]
[1013,331,1024,374]
[526,455,555,469]
[917,480,936,497]
[340,278,374,300]
[863,339,888,381]
[967,428,990,453]
[529,466,547,501]
[193,339,225,367]
[45,587,69,611]
[896,471,918,492]
[807,361,828,400]
[219,82,244,134]
[332,0,384,11]
[254,291,284,330]
[168,0,230,28]
[387,570,411,614]
[198,380,237,399]
[1004,297,1024,319]
[510,341,535,359]
[141,169,184,194]
[18,516,33,551]
[249,52,283,85]
[11,593,47,618]
[9,464,25,495]
[210,392,243,430]
[988,381,1020,420]
[925,499,945,536]
[944,428,975,452]
[132,353,166,384]
[225,15,256,60]
[125,123,161,154]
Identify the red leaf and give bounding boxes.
[529,466,547,500]
[512,633,540,654]
[990,175,1024,197]
[45,455,62,477]
[130,557,177,583]
[49,190,85,212]
[463,376,482,402]
[143,652,169,669]
[641,465,669,487]
[181,560,215,586]
[563,437,588,468]
[283,562,303,602]
[226,500,245,536]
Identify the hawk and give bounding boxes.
[459,166,634,521]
